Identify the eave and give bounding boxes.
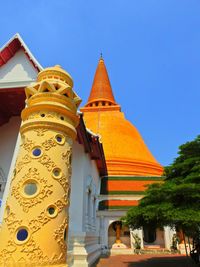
[0,87,25,126]
[76,113,107,176]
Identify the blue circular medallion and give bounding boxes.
[17,229,28,241]
[32,148,41,157]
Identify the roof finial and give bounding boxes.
[100,52,103,60]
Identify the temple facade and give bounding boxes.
[0,34,174,267]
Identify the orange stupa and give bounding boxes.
[81,56,163,177]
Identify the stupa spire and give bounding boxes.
[85,56,117,107]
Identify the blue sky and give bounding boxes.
[0,0,200,166]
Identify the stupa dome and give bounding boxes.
[81,57,163,176]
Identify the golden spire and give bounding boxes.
[85,56,117,107]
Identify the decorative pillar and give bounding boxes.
[0,65,81,267]
[92,196,96,231]
[164,226,173,250]
[177,229,184,244]
[87,189,91,231]
[99,216,104,246]
[138,229,144,249]
[85,189,89,232]
[115,222,122,244]
[90,195,95,231]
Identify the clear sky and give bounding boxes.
[0,0,200,166]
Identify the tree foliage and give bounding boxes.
[122,135,200,236]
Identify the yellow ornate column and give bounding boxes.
[0,66,81,267]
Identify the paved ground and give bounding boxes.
[96,254,197,267]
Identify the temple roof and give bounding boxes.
[0,33,43,126]
[0,33,42,73]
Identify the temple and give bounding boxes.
[0,34,176,267]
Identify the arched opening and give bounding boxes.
[143,226,156,243]
[108,221,131,248]
[143,226,165,248]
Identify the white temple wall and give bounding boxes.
[83,157,100,233]
[69,142,85,233]
[68,141,101,267]
[69,141,100,234]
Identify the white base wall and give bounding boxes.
[67,232,101,267]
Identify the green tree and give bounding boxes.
[122,135,200,237]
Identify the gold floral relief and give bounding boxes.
[15,154,31,174]
[34,128,48,137]
[22,138,35,152]
[5,212,22,234]
[52,174,69,193]
[11,168,53,212]
[38,154,57,172]
[42,137,57,151]
[54,218,68,251]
